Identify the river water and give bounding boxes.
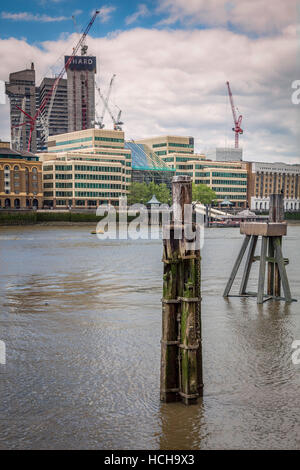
[0,224,299,450]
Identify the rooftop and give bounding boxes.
[0,147,39,161]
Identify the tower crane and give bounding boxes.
[96,75,124,131]
[92,108,104,129]
[115,106,123,128]
[226,81,243,148]
[96,74,116,129]
[72,15,88,56]
[13,9,100,151]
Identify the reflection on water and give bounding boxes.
[0,225,300,449]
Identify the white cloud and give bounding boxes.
[125,4,150,25]
[1,11,68,22]
[157,0,297,34]
[97,6,116,24]
[0,24,299,163]
[72,10,83,17]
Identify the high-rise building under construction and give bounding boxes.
[5,63,39,153]
[6,64,68,153]
[6,55,96,152]
[38,77,68,150]
[65,55,96,132]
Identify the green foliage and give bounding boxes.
[285,212,300,220]
[0,211,37,225]
[128,181,171,205]
[37,212,108,222]
[0,210,141,225]
[37,212,72,222]
[192,183,217,205]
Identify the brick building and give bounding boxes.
[0,142,43,209]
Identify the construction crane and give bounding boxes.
[92,108,104,129]
[11,96,26,151]
[98,87,123,131]
[92,80,104,129]
[226,81,243,148]
[96,74,116,129]
[96,75,124,131]
[72,15,88,56]
[115,106,123,128]
[13,9,100,151]
[113,107,123,131]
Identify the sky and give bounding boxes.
[0,0,299,163]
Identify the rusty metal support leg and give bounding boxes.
[273,237,292,302]
[239,235,258,295]
[274,237,282,298]
[267,237,274,296]
[257,236,268,304]
[223,235,251,297]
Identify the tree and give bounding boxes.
[127,182,171,205]
[127,182,148,205]
[192,183,217,205]
[147,181,172,205]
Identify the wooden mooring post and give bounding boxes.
[160,176,203,405]
[223,193,296,304]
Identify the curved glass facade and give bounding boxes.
[125,141,174,172]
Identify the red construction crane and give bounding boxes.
[14,10,100,151]
[226,81,243,148]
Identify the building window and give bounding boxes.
[13,166,20,193]
[25,168,29,193]
[4,165,10,177]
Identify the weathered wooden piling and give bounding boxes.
[160,225,180,403]
[223,193,295,304]
[269,193,284,223]
[160,176,203,405]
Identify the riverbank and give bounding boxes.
[0,211,102,225]
[1,210,300,226]
[0,211,140,225]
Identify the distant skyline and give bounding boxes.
[0,0,299,163]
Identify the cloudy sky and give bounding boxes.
[0,0,299,162]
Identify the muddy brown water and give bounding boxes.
[0,225,299,449]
